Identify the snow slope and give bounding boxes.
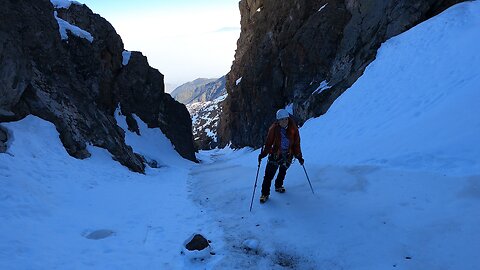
[1,1,479,269]
[300,1,480,175]
[0,115,220,269]
[190,2,480,268]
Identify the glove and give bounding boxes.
[297,156,304,165]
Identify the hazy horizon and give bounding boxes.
[78,0,240,86]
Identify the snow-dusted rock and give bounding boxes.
[182,234,214,261]
[242,238,260,253]
[0,125,7,152]
[54,11,94,42]
[185,234,210,251]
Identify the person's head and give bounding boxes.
[276,109,289,128]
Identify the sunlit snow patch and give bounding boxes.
[318,3,328,12]
[122,50,132,66]
[312,80,331,94]
[54,11,94,42]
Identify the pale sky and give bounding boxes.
[78,0,241,88]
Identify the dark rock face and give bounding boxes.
[0,125,7,153]
[0,0,197,172]
[55,4,125,113]
[218,0,464,148]
[0,0,54,121]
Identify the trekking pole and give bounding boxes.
[249,160,261,212]
[301,163,315,195]
[249,145,264,212]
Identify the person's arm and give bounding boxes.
[259,125,275,160]
[294,128,304,164]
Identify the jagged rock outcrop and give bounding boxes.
[115,52,196,161]
[0,0,196,172]
[185,234,210,251]
[218,0,463,148]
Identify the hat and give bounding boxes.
[276,109,289,120]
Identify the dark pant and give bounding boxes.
[261,154,291,196]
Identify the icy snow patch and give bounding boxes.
[83,229,115,240]
[242,239,260,251]
[312,80,331,94]
[318,3,328,12]
[285,103,294,115]
[54,11,93,42]
[122,51,132,66]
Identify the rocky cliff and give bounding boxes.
[0,0,197,172]
[218,0,463,148]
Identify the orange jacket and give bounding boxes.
[260,117,302,159]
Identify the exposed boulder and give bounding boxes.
[217,0,464,148]
[185,234,210,251]
[182,233,214,262]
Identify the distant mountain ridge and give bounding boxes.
[171,76,226,104]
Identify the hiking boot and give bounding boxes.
[275,186,286,193]
[259,194,269,203]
